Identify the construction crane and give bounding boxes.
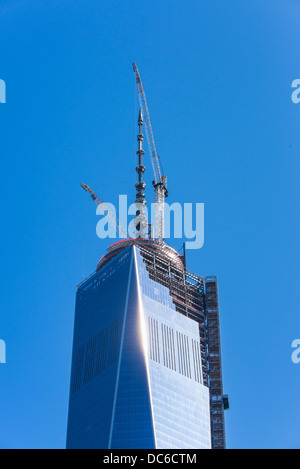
[132,63,168,242]
[80,183,128,239]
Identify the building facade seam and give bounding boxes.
[108,248,134,448]
[134,246,157,448]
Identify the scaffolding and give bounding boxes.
[205,277,226,449]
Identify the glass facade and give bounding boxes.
[135,249,211,449]
[66,245,211,449]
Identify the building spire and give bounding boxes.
[135,109,147,238]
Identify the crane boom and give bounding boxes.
[132,63,168,241]
[80,183,128,239]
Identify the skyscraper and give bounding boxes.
[66,110,227,450]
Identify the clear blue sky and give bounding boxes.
[0,0,299,449]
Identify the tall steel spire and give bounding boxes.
[135,109,147,238]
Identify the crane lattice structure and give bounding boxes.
[133,63,168,242]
